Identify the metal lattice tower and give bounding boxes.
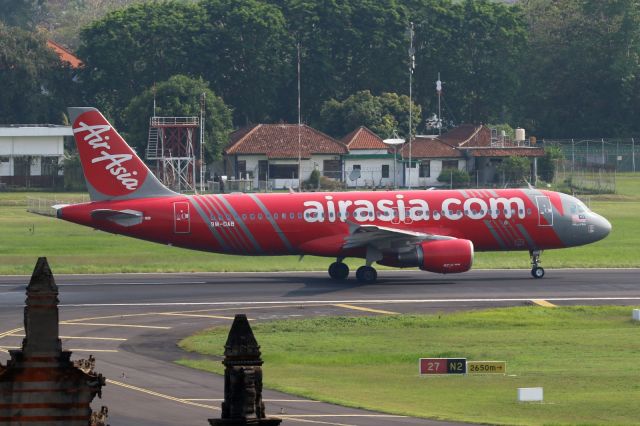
[146,116,199,192]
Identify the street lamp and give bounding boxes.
[383,137,405,190]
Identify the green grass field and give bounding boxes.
[0,175,638,274]
[178,306,640,425]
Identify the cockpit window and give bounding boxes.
[569,199,590,214]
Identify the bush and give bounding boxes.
[437,168,470,188]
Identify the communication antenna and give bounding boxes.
[297,41,302,191]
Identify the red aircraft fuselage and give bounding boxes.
[57,107,611,281]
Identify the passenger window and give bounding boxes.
[250,213,255,220]
[290,213,295,219]
[298,213,302,219]
[242,214,247,220]
[274,213,279,219]
[258,213,263,220]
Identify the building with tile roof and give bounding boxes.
[224,124,347,189]
[341,126,396,188]
[399,124,544,187]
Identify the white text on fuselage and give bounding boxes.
[303,195,527,223]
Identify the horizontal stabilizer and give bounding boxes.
[91,209,143,227]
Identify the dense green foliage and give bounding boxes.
[2,0,640,139]
[123,75,233,160]
[497,155,532,184]
[0,22,78,124]
[319,90,421,138]
[436,167,471,188]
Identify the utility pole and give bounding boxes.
[200,92,206,193]
[297,42,302,191]
[407,22,415,190]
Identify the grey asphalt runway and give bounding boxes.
[1,268,639,425]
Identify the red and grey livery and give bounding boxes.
[57,107,611,282]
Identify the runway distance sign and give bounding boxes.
[467,361,506,374]
[419,358,467,375]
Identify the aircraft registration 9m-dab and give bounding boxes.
[57,107,612,282]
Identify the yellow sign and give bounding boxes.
[467,361,506,374]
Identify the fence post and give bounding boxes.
[633,138,636,173]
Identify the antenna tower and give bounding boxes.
[146,115,199,193]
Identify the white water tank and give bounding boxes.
[515,128,525,141]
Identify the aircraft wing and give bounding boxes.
[343,224,453,250]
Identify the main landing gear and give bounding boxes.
[530,250,545,279]
[328,258,349,280]
[327,258,378,283]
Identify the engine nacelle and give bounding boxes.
[396,239,474,274]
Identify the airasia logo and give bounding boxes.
[73,111,147,196]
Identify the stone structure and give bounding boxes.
[209,314,281,426]
[0,257,107,425]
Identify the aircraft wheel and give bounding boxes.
[531,267,545,279]
[356,266,377,283]
[328,262,349,280]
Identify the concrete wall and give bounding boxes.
[404,158,467,188]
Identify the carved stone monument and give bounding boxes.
[209,314,281,426]
[0,257,107,425]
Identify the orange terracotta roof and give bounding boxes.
[47,40,82,69]
[225,124,347,159]
[399,136,462,159]
[342,126,389,150]
[439,124,489,147]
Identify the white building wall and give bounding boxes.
[343,156,398,188]
[232,154,342,190]
[404,159,467,188]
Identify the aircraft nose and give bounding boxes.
[591,214,612,242]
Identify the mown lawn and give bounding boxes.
[178,306,640,425]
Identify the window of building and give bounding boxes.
[323,159,341,179]
[268,164,298,179]
[442,160,459,170]
[381,164,389,178]
[353,164,361,170]
[419,161,430,178]
[237,160,246,179]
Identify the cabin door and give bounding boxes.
[174,202,191,234]
[535,196,553,227]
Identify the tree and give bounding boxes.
[197,0,292,125]
[123,75,233,161]
[538,145,564,183]
[0,22,78,124]
[437,168,470,188]
[319,90,422,139]
[413,0,527,127]
[279,0,410,124]
[77,1,207,125]
[498,156,531,185]
[520,0,640,137]
[0,0,47,29]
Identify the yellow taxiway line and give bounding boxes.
[531,299,557,307]
[333,304,398,315]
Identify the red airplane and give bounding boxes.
[57,107,611,282]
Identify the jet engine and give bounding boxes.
[389,239,474,273]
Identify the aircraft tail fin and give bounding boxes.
[68,107,176,201]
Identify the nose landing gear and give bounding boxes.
[530,250,545,278]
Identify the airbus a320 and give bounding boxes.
[56,107,612,282]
